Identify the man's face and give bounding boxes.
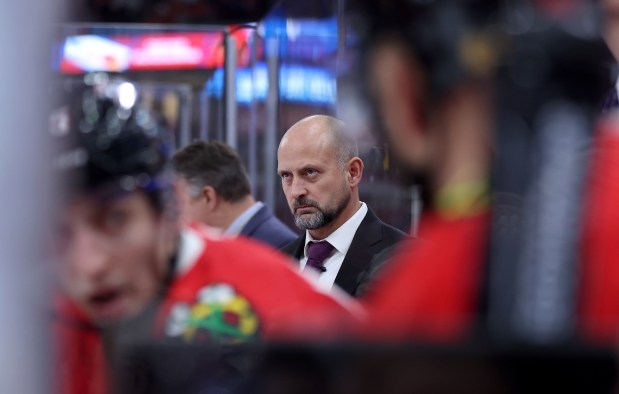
[277,127,352,231]
[53,191,171,325]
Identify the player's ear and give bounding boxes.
[368,39,430,160]
[202,186,218,211]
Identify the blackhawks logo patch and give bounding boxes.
[165,284,260,344]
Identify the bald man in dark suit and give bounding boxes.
[278,115,406,296]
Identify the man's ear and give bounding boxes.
[202,186,218,211]
[347,157,364,187]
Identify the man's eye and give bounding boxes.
[280,173,291,180]
[306,169,317,176]
[101,208,129,232]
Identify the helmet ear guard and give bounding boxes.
[51,73,175,207]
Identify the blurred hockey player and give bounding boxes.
[350,0,616,344]
[50,74,358,394]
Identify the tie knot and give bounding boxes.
[305,241,335,273]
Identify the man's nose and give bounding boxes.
[68,227,111,281]
[289,178,308,200]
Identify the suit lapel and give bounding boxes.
[281,233,306,267]
[280,208,386,294]
[334,208,383,295]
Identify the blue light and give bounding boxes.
[205,63,336,105]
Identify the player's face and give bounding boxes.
[53,191,171,325]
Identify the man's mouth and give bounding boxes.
[295,205,316,214]
[87,288,127,322]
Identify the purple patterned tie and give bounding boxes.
[304,241,334,273]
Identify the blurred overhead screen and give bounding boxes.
[58,29,253,73]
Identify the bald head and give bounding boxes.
[277,115,364,239]
[281,115,358,168]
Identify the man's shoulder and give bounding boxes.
[243,205,298,246]
[164,232,360,340]
[252,210,297,238]
[379,220,408,240]
[362,205,408,240]
[200,234,291,267]
[171,234,310,303]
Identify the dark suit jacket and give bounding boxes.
[280,207,407,296]
[240,205,298,249]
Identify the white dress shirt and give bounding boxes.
[300,202,368,291]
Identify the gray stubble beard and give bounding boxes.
[292,193,350,231]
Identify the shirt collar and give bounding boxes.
[304,202,368,257]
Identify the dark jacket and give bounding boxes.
[240,205,298,249]
[280,206,407,296]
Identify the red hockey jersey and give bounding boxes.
[363,120,619,344]
[155,225,358,342]
[55,226,358,394]
[579,120,619,342]
[361,212,490,342]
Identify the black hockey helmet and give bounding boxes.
[51,73,174,208]
[349,0,609,107]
